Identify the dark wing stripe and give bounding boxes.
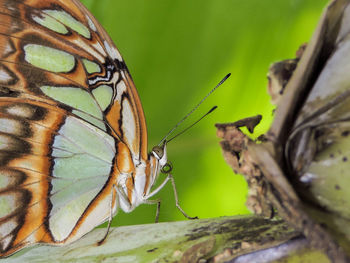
[0,110,116,159]
[0,0,149,256]
[0,0,106,60]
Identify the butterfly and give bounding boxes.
[0,0,192,257]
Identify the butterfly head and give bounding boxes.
[151,143,167,167]
[151,141,172,174]
[146,142,172,191]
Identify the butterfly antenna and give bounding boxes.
[158,73,231,145]
[167,106,217,143]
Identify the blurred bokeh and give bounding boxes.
[80,0,329,227]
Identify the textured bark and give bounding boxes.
[216,0,350,262]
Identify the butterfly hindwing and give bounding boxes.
[0,0,148,256]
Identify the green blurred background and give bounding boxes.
[80,0,328,227]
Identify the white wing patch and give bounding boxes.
[72,38,105,63]
[1,235,13,252]
[116,80,127,102]
[121,99,137,155]
[0,134,18,151]
[91,42,107,58]
[1,41,14,58]
[104,40,123,62]
[0,118,23,136]
[86,15,97,32]
[0,67,14,84]
[0,220,16,240]
[5,104,36,119]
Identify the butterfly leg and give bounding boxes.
[168,173,198,220]
[144,199,161,223]
[144,174,198,220]
[98,186,117,245]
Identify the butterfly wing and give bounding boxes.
[0,0,147,256]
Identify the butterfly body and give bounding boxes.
[0,0,168,257]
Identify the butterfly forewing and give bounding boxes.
[0,0,149,257]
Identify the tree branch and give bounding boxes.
[8,216,328,263]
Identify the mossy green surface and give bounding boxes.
[274,249,330,263]
[6,216,301,263]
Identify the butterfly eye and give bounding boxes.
[152,146,164,160]
[161,161,173,174]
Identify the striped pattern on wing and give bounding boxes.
[0,0,148,256]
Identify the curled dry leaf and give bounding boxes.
[267,43,306,105]
[216,117,274,218]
